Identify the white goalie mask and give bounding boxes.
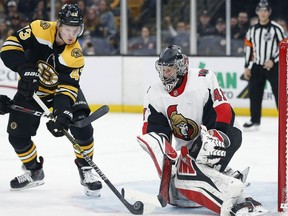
[155,45,189,92]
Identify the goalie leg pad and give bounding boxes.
[137,132,177,177]
[173,146,246,215]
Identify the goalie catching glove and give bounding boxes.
[46,110,73,137]
[196,125,230,166]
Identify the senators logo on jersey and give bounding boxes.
[198,68,209,77]
[167,105,199,141]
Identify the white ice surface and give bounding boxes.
[0,113,283,215]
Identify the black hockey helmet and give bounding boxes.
[58,4,84,26]
[256,0,271,13]
[155,45,189,92]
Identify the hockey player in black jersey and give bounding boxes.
[0,4,101,196]
[137,45,268,215]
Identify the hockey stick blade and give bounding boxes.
[121,188,145,215]
[72,105,109,128]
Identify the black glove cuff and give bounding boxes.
[17,63,39,79]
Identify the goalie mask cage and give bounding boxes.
[278,39,288,212]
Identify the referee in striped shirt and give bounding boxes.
[243,0,285,130]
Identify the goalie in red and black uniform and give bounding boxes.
[0,4,101,196]
[137,45,268,215]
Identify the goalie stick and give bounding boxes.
[158,155,172,207]
[32,93,144,215]
[9,104,109,128]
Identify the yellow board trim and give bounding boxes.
[89,104,278,117]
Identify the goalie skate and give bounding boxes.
[75,159,102,197]
[231,197,269,216]
[10,156,45,190]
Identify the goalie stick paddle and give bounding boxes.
[9,104,109,128]
[32,93,144,215]
[158,155,172,207]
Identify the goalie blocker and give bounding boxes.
[137,126,268,216]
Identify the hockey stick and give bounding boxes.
[9,104,109,128]
[32,93,144,215]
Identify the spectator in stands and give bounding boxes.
[212,18,226,36]
[135,0,156,28]
[5,0,24,26]
[78,0,87,16]
[276,18,288,37]
[82,34,96,56]
[9,14,21,33]
[98,0,116,39]
[250,16,259,26]
[197,10,214,36]
[128,26,156,55]
[230,16,238,37]
[84,7,106,38]
[163,16,190,53]
[17,0,36,19]
[32,0,49,21]
[233,11,249,39]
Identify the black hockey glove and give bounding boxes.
[46,110,73,137]
[17,64,39,100]
[0,95,13,115]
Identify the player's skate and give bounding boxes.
[231,197,269,216]
[10,156,45,190]
[75,159,102,197]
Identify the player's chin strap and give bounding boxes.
[32,93,144,215]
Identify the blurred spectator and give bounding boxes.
[212,18,226,36]
[108,0,120,10]
[81,34,96,55]
[5,0,25,26]
[77,0,87,16]
[230,16,238,37]
[18,0,37,19]
[197,10,214,36]
[32,0,49,21]
[128,26,156,55]
[198,18,227,56]
[10,14,21,32]
[250,16,259,26]
[276,18,288,37]
[233,11,249,39]
[163,16,190,53]
[135,0,156,29]
[0,0,5,15]
[84,7,106,38]
[98,0,116,39]
[0,22,13,48]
